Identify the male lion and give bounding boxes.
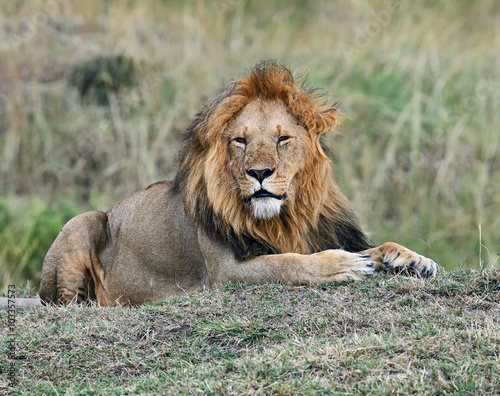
[39,60,438,306]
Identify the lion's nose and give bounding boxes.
[246,168,275,183]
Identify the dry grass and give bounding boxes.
[0,2,499,286]
[1,269,499,394]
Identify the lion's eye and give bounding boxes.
[278,136,290,144]
[234,137,246,145]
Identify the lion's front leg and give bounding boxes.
[301,249,377,282]
[198,230,376,286]
[361,242,439,277]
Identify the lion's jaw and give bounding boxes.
[250,196,282,219]
[227,100,307,220]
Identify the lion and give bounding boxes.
[39,60,438,306]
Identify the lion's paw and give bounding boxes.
[349,253,377,278]
[383,250,439,278]
[314,250,377,282]
[333,251,377,281]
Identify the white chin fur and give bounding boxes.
[250,197,282,219]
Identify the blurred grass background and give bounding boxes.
[0,0,499,292]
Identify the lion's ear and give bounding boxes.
[312,106,341,136]
[287,90,341,136]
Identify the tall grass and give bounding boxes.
[0,0,499,290]
[0,198,80,288]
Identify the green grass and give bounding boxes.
[1,1,499,288]
[1,269,499,394]
[0,198,81,289]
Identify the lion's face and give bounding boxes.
[176,61,368,258]
[227,99,308,219]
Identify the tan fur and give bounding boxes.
[39,61,438,307]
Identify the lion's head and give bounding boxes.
[174,60,371,260]
[227,99,310,220]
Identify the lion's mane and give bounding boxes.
[173,60,371,260]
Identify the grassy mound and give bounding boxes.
[1,268,499,394]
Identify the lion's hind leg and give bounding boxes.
[39,211,108,305]
[362,242,439,277]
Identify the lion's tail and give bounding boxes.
[39,211,108,305]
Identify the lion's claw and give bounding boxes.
[383,252,439,278]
